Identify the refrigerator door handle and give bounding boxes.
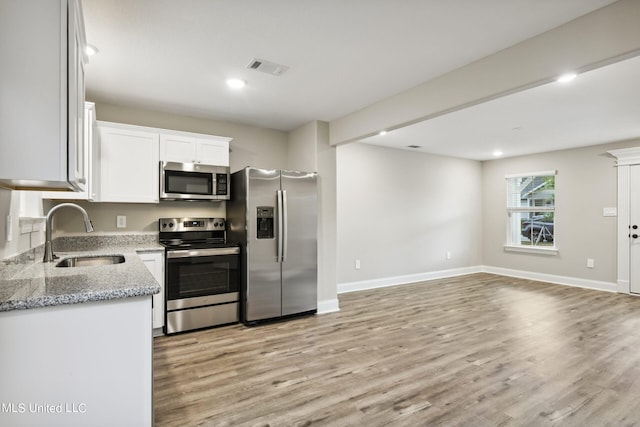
[282,189,288,263]
[277,190,283,263]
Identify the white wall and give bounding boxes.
[337,143,483,288]
[43,200,226,235]
[288,121,338,312]
[482,139,640,287]
[0,189,44,259]
[287,121,318,172]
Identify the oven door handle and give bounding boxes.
[166,247,240,259]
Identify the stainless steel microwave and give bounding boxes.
[160,161,230,201]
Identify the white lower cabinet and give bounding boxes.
[94,122,160,203]
[138,250,165,331]
[0,297,153,427]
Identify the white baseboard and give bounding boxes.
[480,265,618,293]
[317,298,340,314]
[336,265,618,295]
[338,266,483,294]
[617,279,630,294]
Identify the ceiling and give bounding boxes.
[360,53,640,160]
[82,0,636,160]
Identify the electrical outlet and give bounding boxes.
[587,258,595,268]
[446,251,452,260]
[355,259,361,270]
[116,215,126,228]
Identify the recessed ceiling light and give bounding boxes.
[85,44,98,56]
[379,130,387,136]
[557,72,577,83]
[226,78,246,89]
[493,150,503,157]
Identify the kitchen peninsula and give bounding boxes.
[0,237,160,427]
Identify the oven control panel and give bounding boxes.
[159,217,226,232]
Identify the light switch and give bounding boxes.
[603,207,617,217]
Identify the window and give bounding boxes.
[505,170,556,254]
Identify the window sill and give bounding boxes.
[503,245,558,256]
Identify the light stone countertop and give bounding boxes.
[0,234,163,312]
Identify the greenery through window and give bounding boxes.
[506,172,556,248]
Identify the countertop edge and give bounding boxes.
[0,243,163,312]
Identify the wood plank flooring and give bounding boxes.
[153,273,640,426]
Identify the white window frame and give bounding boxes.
[504,170,558,255]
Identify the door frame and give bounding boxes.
[608,147,640,294]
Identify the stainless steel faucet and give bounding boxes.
[43,203,94,262]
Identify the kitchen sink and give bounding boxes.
[56,255,125,268]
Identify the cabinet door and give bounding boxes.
[139,251,165,331]
[67,0,87,191]
[97,125,159,203]
[0,0,86,190]
[196,138,230,166]
[160,134,197,163]
[41,102,95,201]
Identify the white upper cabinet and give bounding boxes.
[95,122,160,203]
[160,134,230,166]
[0,0,88,190]
[42,102,96,200]
[71,121,231,204]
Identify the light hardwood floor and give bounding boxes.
[153,273,640,426]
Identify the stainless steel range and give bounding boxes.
[159,217,240,334]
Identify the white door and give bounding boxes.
[629,165,640,293]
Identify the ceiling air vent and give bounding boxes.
[246,58,289,76]
[407,145,422,149]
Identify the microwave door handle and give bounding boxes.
[277,190,283,263]
[282,189,288,263]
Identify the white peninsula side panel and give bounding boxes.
[0,296,153,427]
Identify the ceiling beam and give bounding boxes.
[329,0,640,146]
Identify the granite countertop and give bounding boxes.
[0,234,163,312]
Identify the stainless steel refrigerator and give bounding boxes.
[227,167,317,324]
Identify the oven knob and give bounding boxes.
[169,222,174,228]
[162,223,167,228]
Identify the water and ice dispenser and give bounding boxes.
[256,206,274,239]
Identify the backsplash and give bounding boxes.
[1,233,159,266]
[52,233,158,252]
[42,200,225,235]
